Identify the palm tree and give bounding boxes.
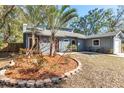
[20,5,45,54]
[44,5,77,56]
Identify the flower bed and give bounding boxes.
[5,54,78,80]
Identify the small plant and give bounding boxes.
[67,44,77,52]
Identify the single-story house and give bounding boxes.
[23,24,124,55]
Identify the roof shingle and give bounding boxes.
[24,28,121,39]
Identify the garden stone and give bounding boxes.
[9,79,18,87]
[44,79,52,87]
[3,77,10,85]
[26,80,35,88]
[51,77,60,84]
[0,76,6,85]
[35,80,44,88]
[17,80,27,88]
[44,82,53,88]
[44,78,51,83]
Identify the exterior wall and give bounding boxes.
[39,36,50,54]
[77,39,84,51]
[24,33,116,54]
[23,33,86,53]
[58,37,85,52]
[23,33,50,54]
[58,37,72,52]
[84,37,114,53]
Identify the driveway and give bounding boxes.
[58,52,124,88]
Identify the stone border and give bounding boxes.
[0,58,82,88]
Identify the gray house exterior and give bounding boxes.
[23,24,124,55]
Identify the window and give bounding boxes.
[92,39,100,47]
[64,39,69,42]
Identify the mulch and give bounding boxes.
[5,54,77,80]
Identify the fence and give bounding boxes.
[0,43,23,52]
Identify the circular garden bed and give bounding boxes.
[0,54,81,87]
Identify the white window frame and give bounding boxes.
[92,39,100,47]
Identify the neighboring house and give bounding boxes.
[23,24,124,55]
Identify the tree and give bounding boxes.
[0,5,24,50]
[43,5,77,56]
[107,6,124,32]
[70,8,112,35]
[0,5,15,29]
[70,6,124,35]
[0,6,23,43]
[20,5,45,54]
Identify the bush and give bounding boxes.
[67,44,77,52]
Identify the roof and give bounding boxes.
[85,31,121,39]
[24,27,122,39]
[25,30,86,39]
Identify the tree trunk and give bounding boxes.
[3,24,11,43]
[50,33,55,57]
[31,31,35,50]
[27,31,36,55]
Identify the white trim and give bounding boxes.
[92,39,100,47]
[115,31,122,37]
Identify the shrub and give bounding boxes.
[67,44,77,52]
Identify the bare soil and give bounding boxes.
[59,52,124,88]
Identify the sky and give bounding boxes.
[70,5,118,17]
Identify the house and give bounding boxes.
[23,24,124,55]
